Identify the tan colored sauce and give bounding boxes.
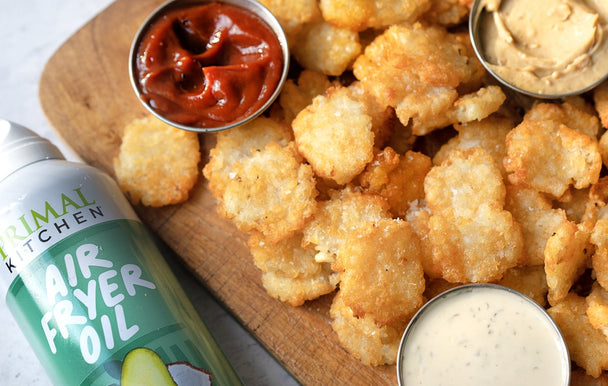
[398,286,569,385]
[479,0,608,95]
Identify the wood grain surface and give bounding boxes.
[38,0,398,384]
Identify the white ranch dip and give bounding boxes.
[398,284,569,386]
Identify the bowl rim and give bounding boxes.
[128,0,290,133]
[396,283,570,386]
[468,0,608,100]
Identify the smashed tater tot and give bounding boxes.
[291,21,361,76]
[293,86,375,185]
[504,118,602,198]
[548,294,608,378]
[217,142,317,244]
[425,148,525,283]
[329,291,409,366]
[352,24,486,135]
[249,232,339,306]
[302,187,391,265]
[278,70,332,124]
[406,200,442,279]
[336,219,425,326]
[544,220,593,306]
[524,99,601,139]
[319,0,431,32]
[257,0,321,40]
[202,117,293,198]
[357,148,431,218]
[505,184,568,266]
[593,81,608,129]
[433,114,513,177]
[591,218,608,291]
[113,115,200,207]
[496,266,549,307]
[586,282,608,340]
[422,0,473,25]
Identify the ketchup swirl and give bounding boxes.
[135,2,284,128]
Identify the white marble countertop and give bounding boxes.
[0,1,297,385]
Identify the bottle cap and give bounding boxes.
[0,119,64,182]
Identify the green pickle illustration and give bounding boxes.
[0,120,242,385]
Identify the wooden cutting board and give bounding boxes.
[38,0,397,384]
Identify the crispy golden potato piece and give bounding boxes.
[302,187,391,265]
[593,80,608,129]
[524,100,601,139]
[599,131,608,169]
[113,115,200,207]
[257,0,321,40]
[319,0,431,32]
[293,86,375,184]
[496,266,549,307]
[217,142,317,243]
[329,291,409,366]
[448,86,506,124]
[291,21,361,76]
[406,201,442,279]
[352,24,488,135]
[557,186,593,223]
[548,293,608,378]
[545,220,593,306]
[278,70,332,125]
[591,218,608,291]
[505,184,568,266]
[336,219,425,326]
[357,148,431,218]
[586,282,608,340]
[422,0,472,25]
[570,369,608,386]
[425,148,525,282]
[504,119,602,198]
[202,117,292,198]
[433,114,513,177]
[249,232,339,306]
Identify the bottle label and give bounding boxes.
[0,175,236,385]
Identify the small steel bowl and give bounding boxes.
[396,284,570,386]
[129,0,289,133]
[469,0,608,99]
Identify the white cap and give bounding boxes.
[0,119,64,182]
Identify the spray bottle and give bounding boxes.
[0,119,242,385]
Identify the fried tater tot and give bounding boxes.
[496,266,549,307]
[302,187,391,266]
[545,220,593,306]
[422,0,473,26]
[202,117,293,198]
[257,0,321,41]
[113,115,200,207]
[291,21,361,76]
[433,114,513,177]
[319,0,431,32]
[336,219,425,326]
[504,119,602,198]
[293,86,375,185]
[278,70,332,125]
[524,99,601,139]
[329,291,409,366]
[586,282,608,340]
[593,80,608,129]
[425,148,525,283]
[591,218,608,291]
[570,369,608,386]
[505,184,568,266]
[357,148,431,218]
[249,232,339,306]
[548,293,608,378]
[353,24,487,135]
[217,142,317,244]
[406,200,443,279]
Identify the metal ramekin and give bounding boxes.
[129,0,289,133]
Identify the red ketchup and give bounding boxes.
[135,2,284,128]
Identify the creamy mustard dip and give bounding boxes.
[478,0,608,96]
[398,285,569,386]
